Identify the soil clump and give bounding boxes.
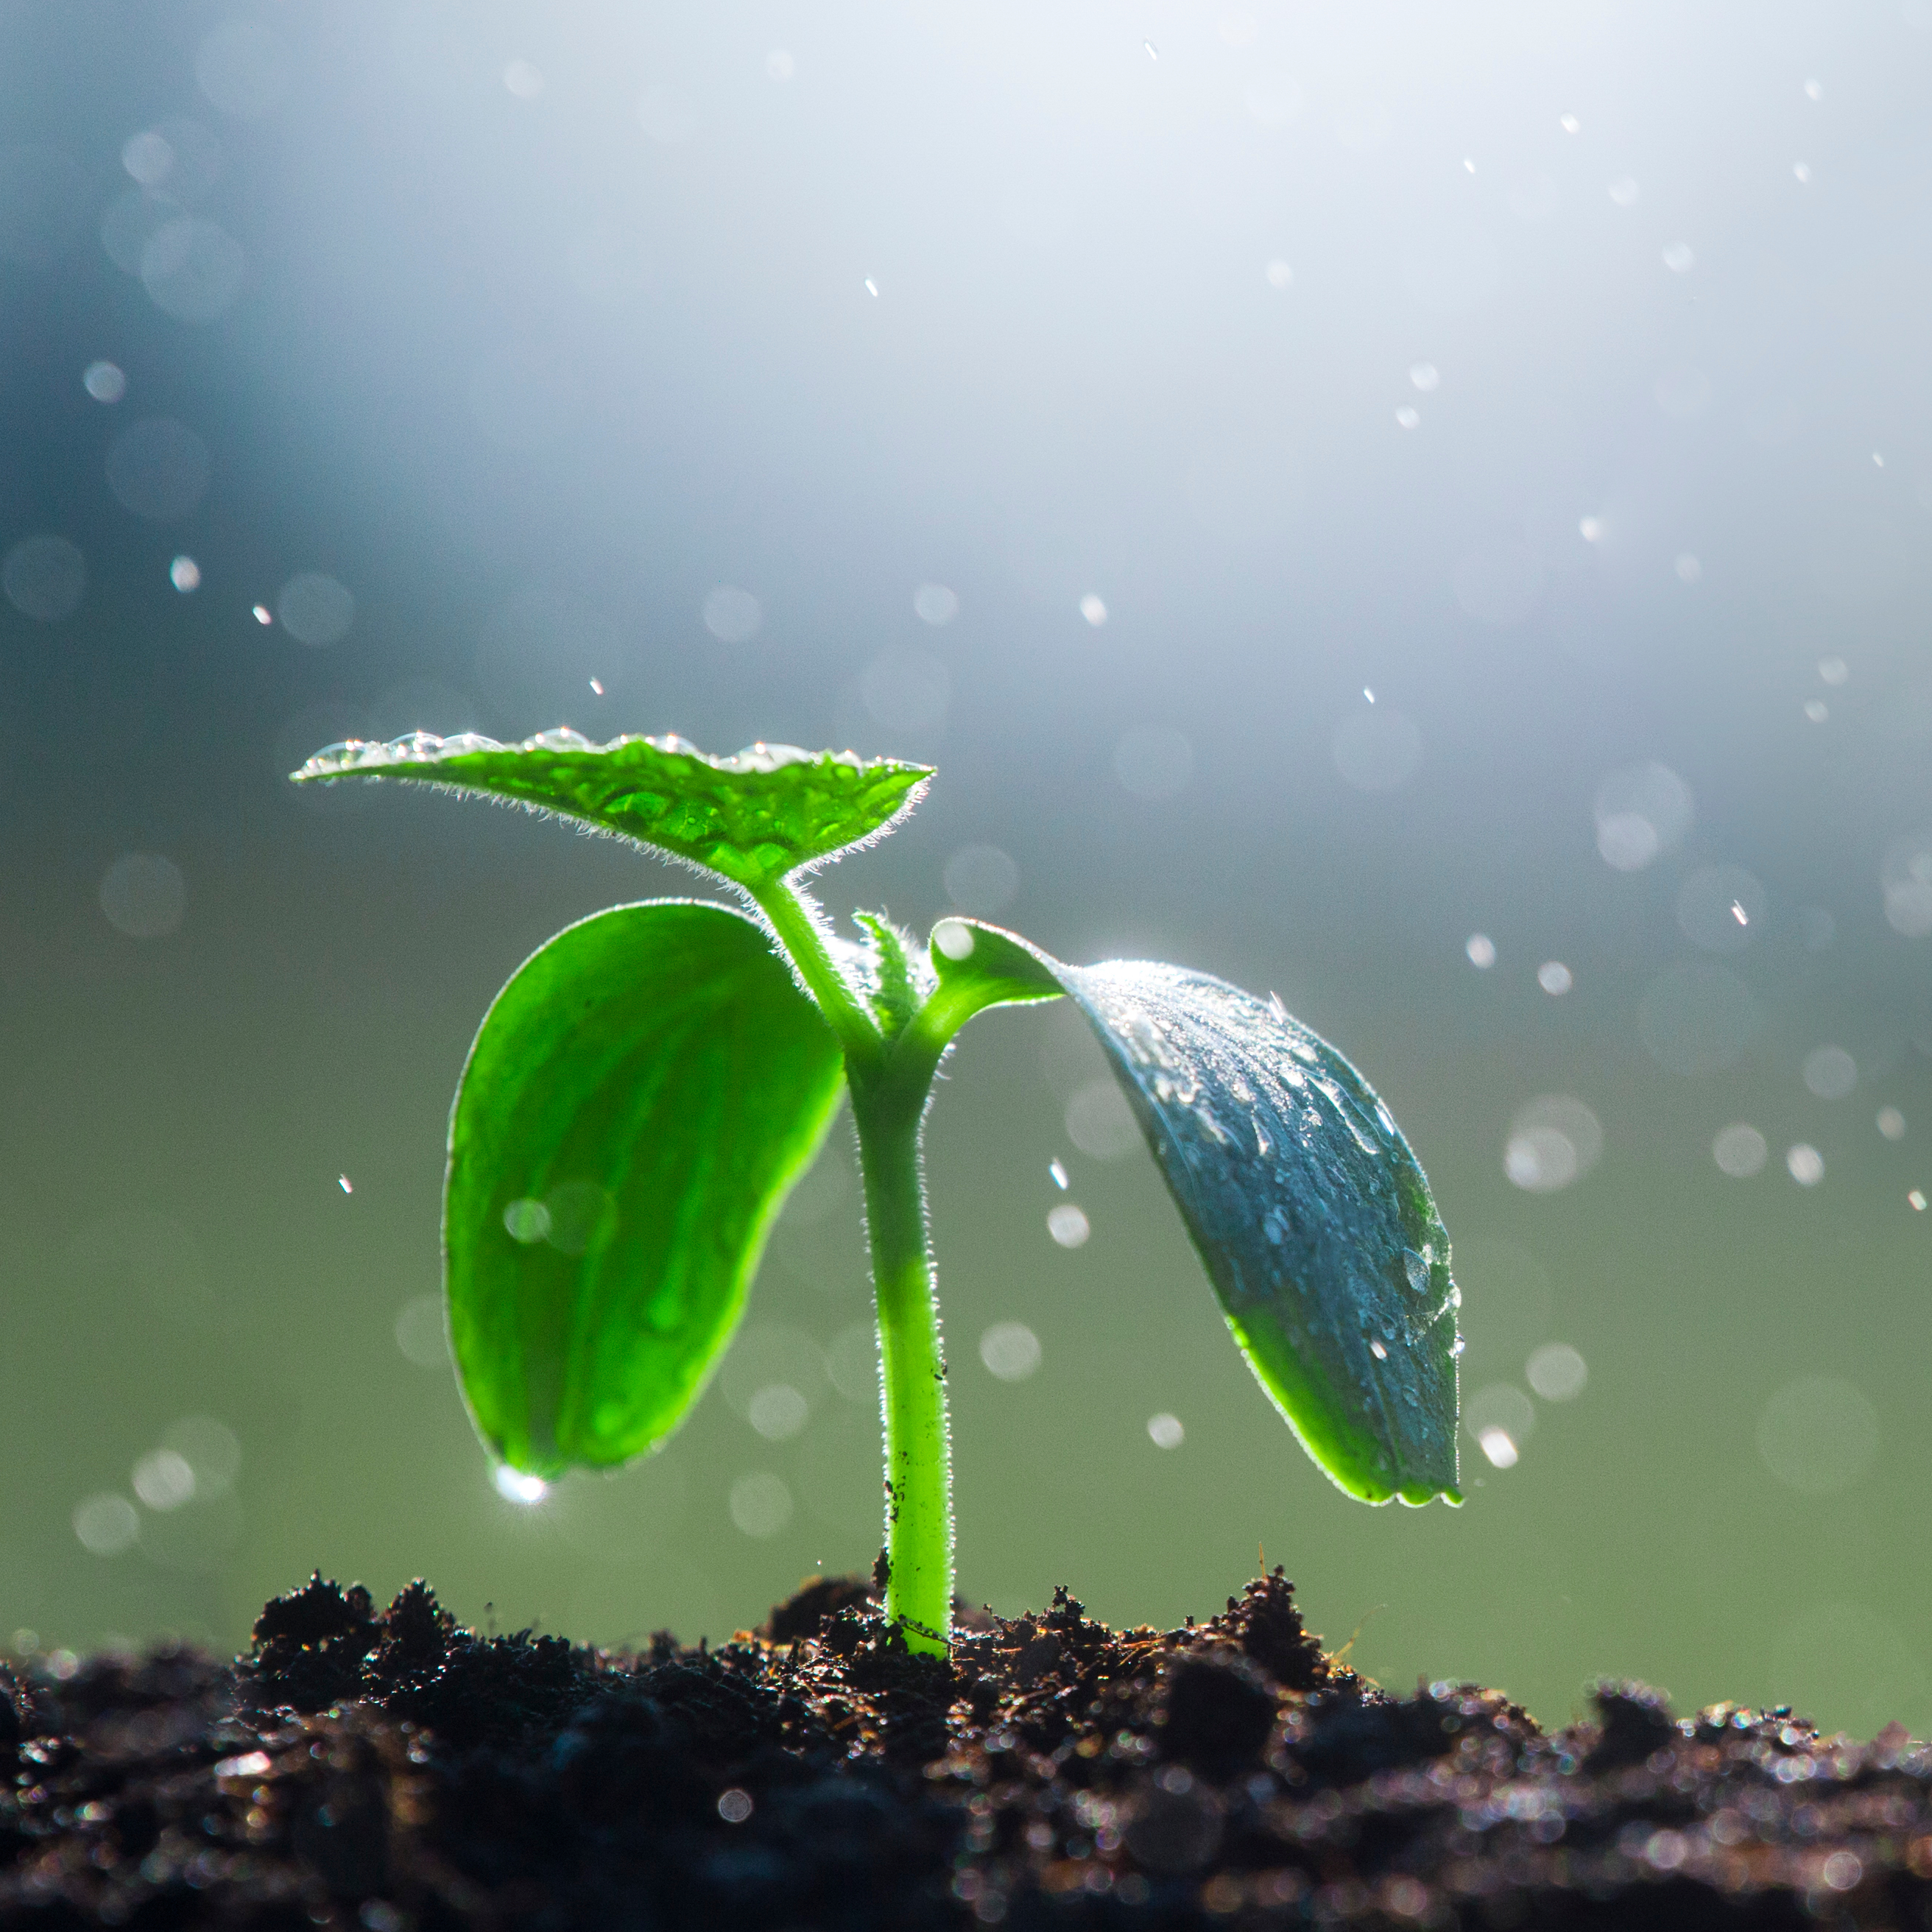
[3,1568,1928,1928]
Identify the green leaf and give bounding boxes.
[446,898,845,1478]
[932,920,1460,1505]
[292,729,931,892]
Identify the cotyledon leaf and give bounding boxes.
[292,728,931,892]
[930,919,1461,1505]
[447,898,845,1478]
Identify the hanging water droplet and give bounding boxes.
[1254,1122,1271,1157]
[1403,1248,1429,1293]
[1450,1336,1466,1357]
[1266,990,1287,1023]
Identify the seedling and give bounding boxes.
[295,729,1462,1654]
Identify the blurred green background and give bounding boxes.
[2,0,1929,1744]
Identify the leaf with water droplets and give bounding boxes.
[447,899,844,1478]
[291,728,931,891]
[933,920,1460,1503]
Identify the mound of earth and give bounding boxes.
[3,1568,1927,1928]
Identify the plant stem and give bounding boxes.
[848,1079,952,1654]
[750,881,884,1075]
[751,881,951,1651]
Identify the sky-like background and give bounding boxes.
[2,0,1931,1741]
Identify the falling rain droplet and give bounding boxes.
[252,604,272,624]
[1363,686,1375,703]
[1730,900,1748,926]
[1909,1190,1927,1211]
[863,278,878,297]
[1466,934,1496,969]
[589,677,604,695]
[1144,40,1158,58]
[1369,1339,1388,1360]
[170,555,200,592]
[338,1174,353,1194]
[1048,1157,1068,1190]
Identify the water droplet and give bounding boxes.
[1080,592,1107,626]
[1048,1157,1069,1189]
[1147,1412,1184,1448]
[1802,1046,1856,1100]
[1465,934,1496,969]
[718,1788,754,1824]
[73,1494,140,1556]
[1608,176,1640,208]
[747,1383,809,1440]
[1878,1107,1906,1141]
[1786,1143,1825,1186]
[337,1174,352,1194]
[1395,405,1420,429]
[1804,77,1822,101]
[933,920,976,962]
[1909,1189,1927,1211]
[1264,258,1292,289]
[169,554,200,592]
[1047,1203,1090,1249]
[1579,516,1604,542]
[1526,1343,1587,1401]
[1403,1249,1429,1293]
[1409,362,1439,392]
[1363,686,1375,703]
[863,276,878,297]
[503,1197,551,1243]
[1662,242,1694,273]
[1266,990,1287,1021]
[1794,161,1811,183]
[1675,552,1702,583]
[1254,1122,1271,1157]
[1818,656,1849,686]
[1805,698,1829,724]
[252,604,272,624]
[981,1321,1042,1381]
[493,1466,548,1504]
[588,677,604,695]
[1559,113,1579,133]
[1537,960,1573,995]
[84,361,127,403]
[1369,1338,1388,1360]
[503,58,543,98]
[1462,156,1476,173]
[1450,1336,1466,1357]
[1713,1124,1768,1177]
[1144,39,1159,58]
[1478,1428,1517,1468]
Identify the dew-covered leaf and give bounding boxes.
[446,899,845,1478]
[292,729,931,891]
[931,920,1459,1503]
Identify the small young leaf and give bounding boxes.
[292,730,931,891]
[931,920,1460,1505]
[447,899,845,1478]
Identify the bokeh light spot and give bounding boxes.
[980,1322,1042,1382]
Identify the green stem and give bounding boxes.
[849,1079,953,1654]
[750,881,884,1074]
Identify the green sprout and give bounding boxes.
[294,727,1462,1654]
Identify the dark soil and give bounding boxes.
[4,1569,1929,1931]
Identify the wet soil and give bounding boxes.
[4,1568,1930,1930]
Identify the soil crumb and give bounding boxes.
[4,1567,1928,1928]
